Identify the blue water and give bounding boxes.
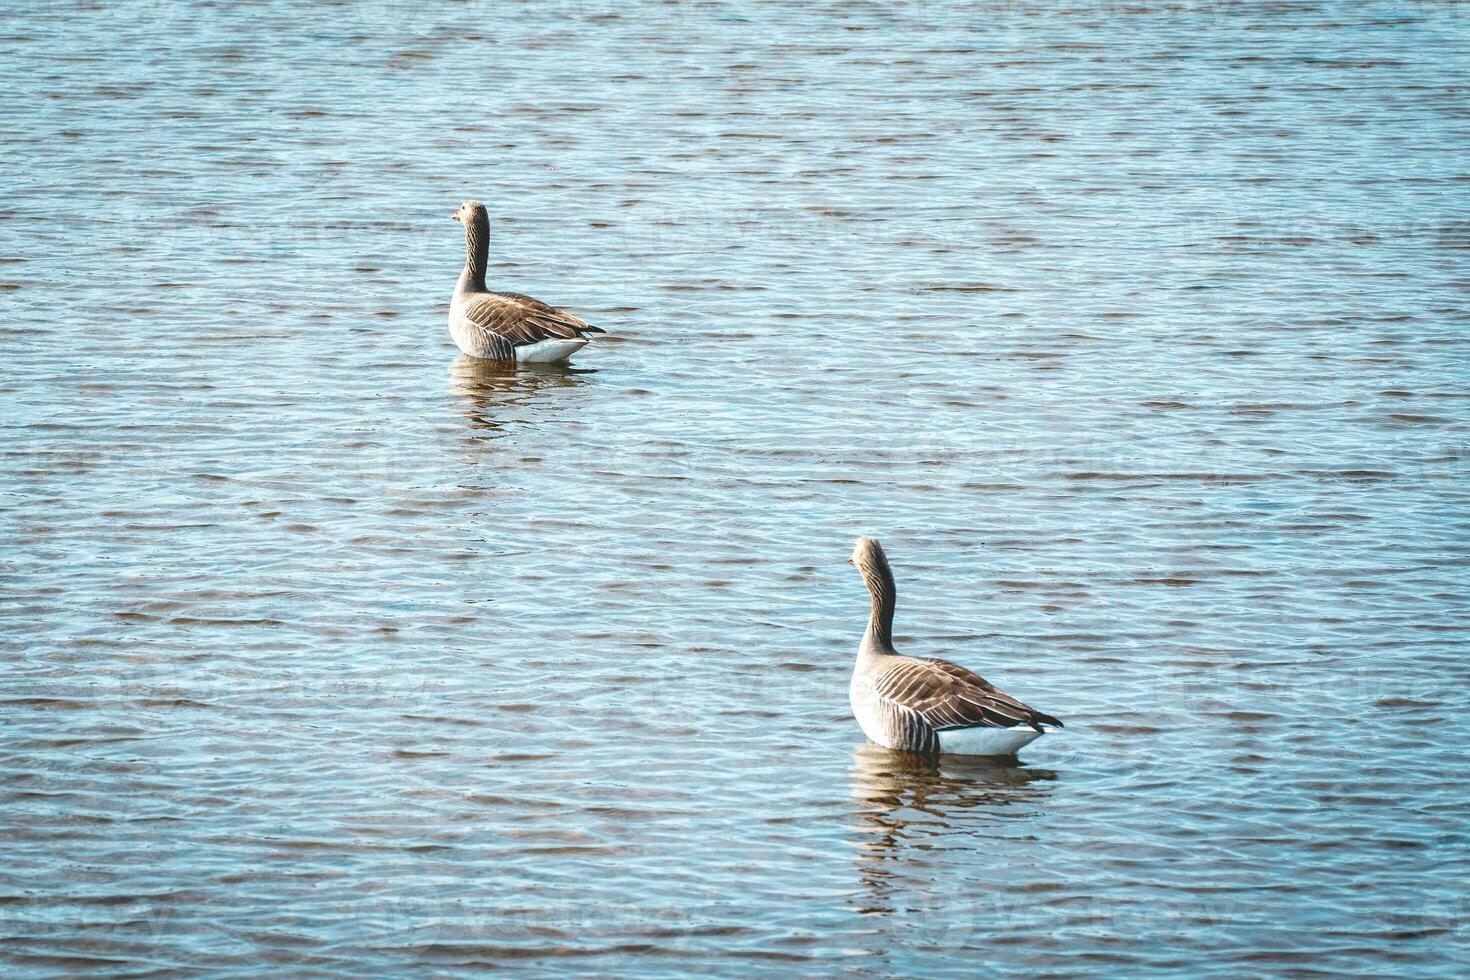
[3,1,1469,975]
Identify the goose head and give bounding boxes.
[848,536,897,595]
[848,536,886,570]
[452,199,488,224]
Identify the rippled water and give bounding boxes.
[4,0,1470,975]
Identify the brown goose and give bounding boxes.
[448,200,604,363]
[847,537,1063,756]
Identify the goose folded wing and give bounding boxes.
[872,657,1062,732]
[496,291,604,333]
[459,292,604,346]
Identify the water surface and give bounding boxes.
[3,0,1469,975]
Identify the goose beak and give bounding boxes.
[846,557,854,565]
[451,213,460,222]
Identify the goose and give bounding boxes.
[847,537,1063,757]
[448,200,604,364]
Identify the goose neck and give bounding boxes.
[858,557,896,653]
[462,212,489,289]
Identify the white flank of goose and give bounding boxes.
[448,200,604,364]
[847,537,1063,757]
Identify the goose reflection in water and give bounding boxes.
[848,745,1056,928]
[448,353,594,433]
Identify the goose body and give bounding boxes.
[448,200,604,364]
[847,537,1062,757]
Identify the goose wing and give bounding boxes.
[872,656,1062,733]
[458,291,604,347]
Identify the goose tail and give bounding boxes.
[1029,710,1064,732]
